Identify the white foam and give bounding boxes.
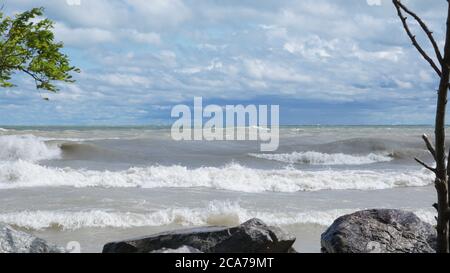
[412,209,438,225]
[0,128,9,132]
[249,151,393,165]
[42,137,122,142]
[0,201,436,230]
[0,161,434,192]
[0,135,61,162]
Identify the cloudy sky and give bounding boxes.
[0,0,448,125]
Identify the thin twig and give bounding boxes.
[395,0,444,65]
[422,134,437,160]
[393,0,442,77]
[415,157,437,173]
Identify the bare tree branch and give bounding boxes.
[395,0,444,65]
[415,157,437,173]
[393,0,450,253]
[422,134,437,160]
[393,0,442,77]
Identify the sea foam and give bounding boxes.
[0,161,433,192]
[249,151,393,165]
[0,135,61,162]
[0,201,436,231]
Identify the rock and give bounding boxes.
[287,247,298,253]
[103,218,296,253]
[321,209,436,253]
[151,246,203,253]
[0,224,63,253]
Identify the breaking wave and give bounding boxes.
[249,151,393,165]
[0,161,433,192]
[0,201,436,231]
[0,135,61,162]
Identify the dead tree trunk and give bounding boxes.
[436,8,450,251]
[393,0,450,253]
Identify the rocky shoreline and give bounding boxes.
[0,209,437,253]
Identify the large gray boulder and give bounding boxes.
[103,218,296,253]
[321,209,436,253]
[0,224,63,253]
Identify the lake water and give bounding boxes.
[0,126,439,252]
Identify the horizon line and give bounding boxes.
[0,124,440,128]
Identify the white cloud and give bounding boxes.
[367,0,382,6]
[125,0,191,28]
[127,30,161,45]
[54,23,161,47]
[1,0,444,124]
[243,59,312,83]
[394,79,413,89]
[352,46,404,62]
[87,73,152,88]
[8,0,191,30]
[54,22,116,46]
[283,36,337,60]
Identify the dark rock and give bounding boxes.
[287,247,298,253]
[321,209,436,253]
[103,218,296,253]
[0,224,63,253]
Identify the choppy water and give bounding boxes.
[0,126,440,252]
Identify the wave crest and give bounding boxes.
[249,151,393,165]
[0,201,436,231]
[0,161,433,192]
[0,135,61,162]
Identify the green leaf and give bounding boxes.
[0,7,79,92]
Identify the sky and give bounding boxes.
[0,0,448,125]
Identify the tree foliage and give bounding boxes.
[0,7,79,92]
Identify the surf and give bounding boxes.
[0,135,61,162]
[0,160,434,192]
[0,201,436,231]
[248,151,393,165]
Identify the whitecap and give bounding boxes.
[0,161,434,192]
[0,201,436,231]
[249,151,393,165]
[0,135,61,162]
